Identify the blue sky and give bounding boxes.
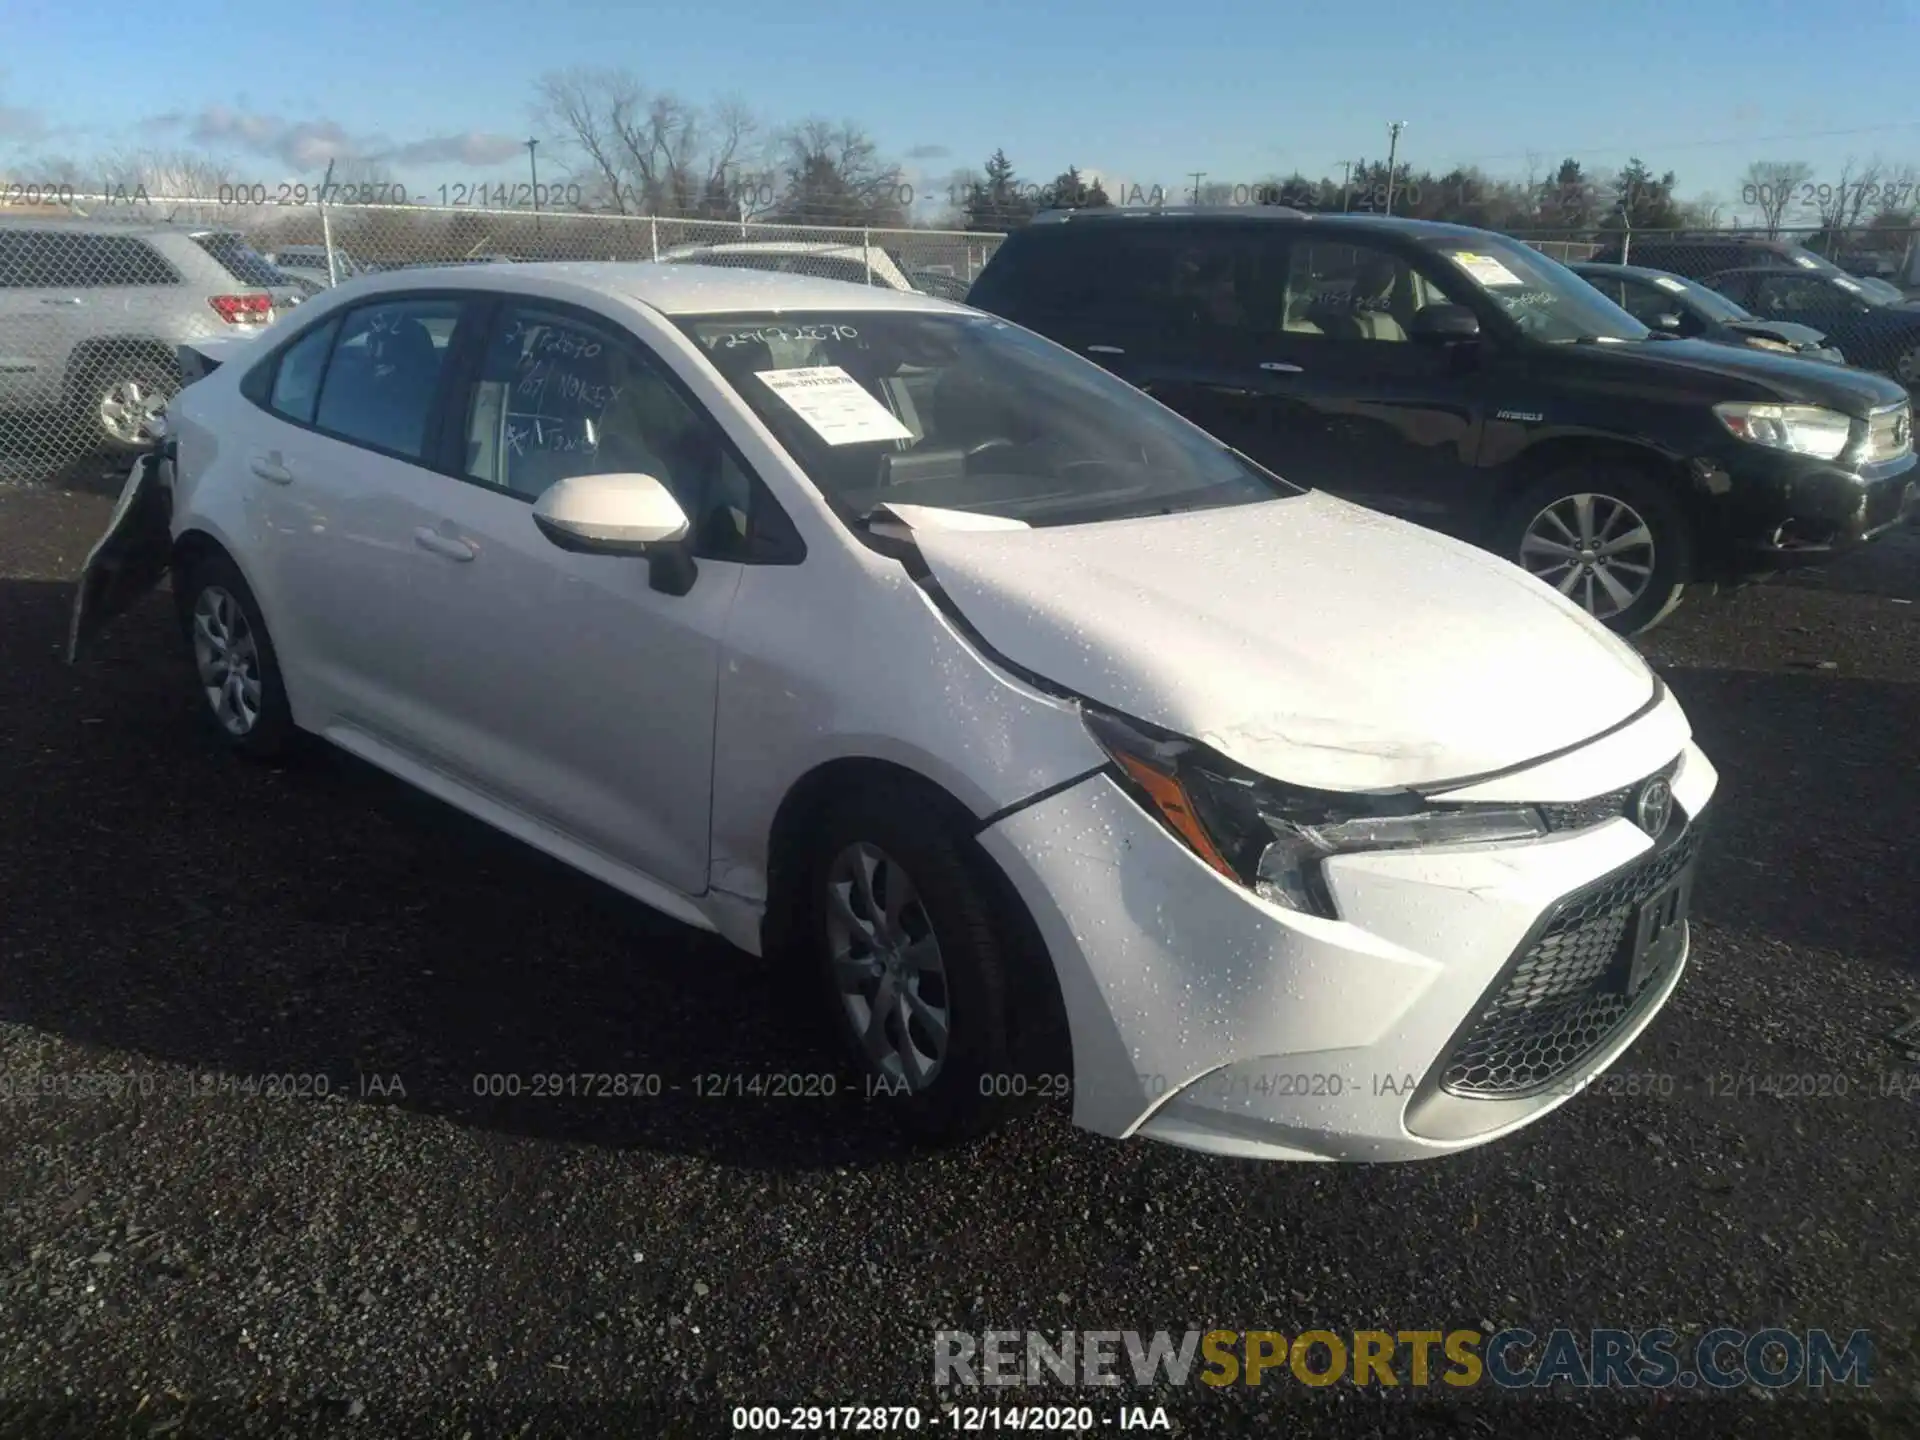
[3,0,1917,225]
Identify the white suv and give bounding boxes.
[71,262,1717,1161]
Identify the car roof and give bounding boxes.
[665,241,873,259]
[0,215,219,239]
[1571,261,1705,285]
[343,259,964,316]
[1025,206,1540,247]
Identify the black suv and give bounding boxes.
[966,208,1917,632]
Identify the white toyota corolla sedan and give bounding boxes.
[70,262,1718,1161]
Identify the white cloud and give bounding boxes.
[173,105,521,173]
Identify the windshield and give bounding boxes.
[1851,276,1903,305]
[676,310,1299,528]
[1435,238,1648,343]
[1653,273,1750,322]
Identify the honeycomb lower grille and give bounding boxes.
[1439,825,1700,1098]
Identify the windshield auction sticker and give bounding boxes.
[1447,251,1525,288]
[756,365,913,446]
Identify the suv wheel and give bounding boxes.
[801,782,1018,1144]
[1496,464,1691,635]
[176,552,297,758]
[1895,345,1920,387]
[77,354,178,453]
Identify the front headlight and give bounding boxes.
[1712,401,1852,460]
[1083,709,1545,918]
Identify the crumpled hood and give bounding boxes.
[912,492,1657,792]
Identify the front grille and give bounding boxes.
[1439,824,1700,1098]
[1536,758,1679,834]
[1865,402,1912,465]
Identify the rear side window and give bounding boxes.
[0,230,177,287]
[0,231,61,287]
[312,298,467,460]
[193,232,288,288]
[79,235,181,286]
[268,316,341,424]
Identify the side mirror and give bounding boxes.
[1653,312,1683,332]
[532,472,698,595]
[1408,303,1480,343]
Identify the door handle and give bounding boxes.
[1085,344,1126,355]
[1259,361,1304,373]
[414,527,476,562]
[249,455,293,484]
[40,296,84,306]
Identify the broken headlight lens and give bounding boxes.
[1083,708,1546,919]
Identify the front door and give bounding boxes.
[1218,236,1489,527]
[381,297,754,895]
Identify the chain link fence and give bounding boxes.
[0,199,1005,483]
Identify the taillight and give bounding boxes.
[210,293,274,325]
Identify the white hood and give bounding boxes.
[910,492,1657,792]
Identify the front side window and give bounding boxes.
[676,309,1299,529]
[312,297,467,459]
[1281,240,1466,342]
[461,304,758,558]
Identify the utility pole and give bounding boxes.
[1340,160,1353,213]
[1383,121,1407,215]
[1188,171,1207,207]
[525,138,541,238]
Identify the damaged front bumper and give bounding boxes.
[974,704,1719,1162]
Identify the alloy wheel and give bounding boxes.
[1896,346,1920,386]
[1519,492,1657,621]
[191,586,263,736]
[98,378,168,445]
[825,841,951,1091]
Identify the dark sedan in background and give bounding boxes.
[1572,262,1846,364]
[1702,267,1920,387]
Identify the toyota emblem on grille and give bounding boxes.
[1634,777,1674,838]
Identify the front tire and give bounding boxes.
[175,551,297,759]
[1494,463,1693,635]
[801,782,1018,1144]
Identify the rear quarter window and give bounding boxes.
[192,232,289,288]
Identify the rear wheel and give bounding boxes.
[1895,344,1920,387]
[1495,463,1692,635]
[175,551,297,759]
[73,352,179,454]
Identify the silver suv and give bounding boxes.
[0,219,305,453]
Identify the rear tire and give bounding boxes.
[799,781,1020,1145]
[1493,463,1693,635]
[174,551,297,760]
[72,352,179,455]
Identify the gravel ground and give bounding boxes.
[1,477,1917,1440]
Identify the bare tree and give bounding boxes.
[97,147,237,200]
[768,120,907,226]
[532,68,765,218]
[1742,160,1812,235]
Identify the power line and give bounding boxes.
[1434,120,1920,170]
